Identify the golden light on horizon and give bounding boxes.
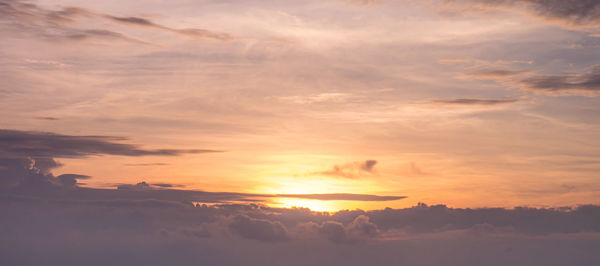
[270,198,339,212]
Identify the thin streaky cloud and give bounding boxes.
[430,98,519,106]
[0,129,223,158]
[521,65,600,94]
[0,0,234,44]
[437,0,600,29]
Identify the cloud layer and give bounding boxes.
[1,194,599,265]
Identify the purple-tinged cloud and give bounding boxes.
[521,65,600,94]
[316,160,378,178]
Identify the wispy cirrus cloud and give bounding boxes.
[458,65,600,96]
[436,0,600,30]
[430,98,519,106]
[521,65,600,95]
[0,0,233,44]
[464,69,530,79]
[103,15,234,41]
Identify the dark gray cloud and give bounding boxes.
[277,193,404,201]
[521,65,600,93]
[56,174,90,187]
[0,129,221,159]
[361,159,377,172]
[151,183,184,188]
[0,129,221,197]
[432,98,519,105]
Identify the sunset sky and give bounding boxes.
[2,0,600,212]
[2,1,600,265]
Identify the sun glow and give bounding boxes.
[272,198,340,212]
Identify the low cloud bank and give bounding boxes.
[1,197,599,266]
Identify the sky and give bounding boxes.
[3,0,600,211]
[2,0,600,265]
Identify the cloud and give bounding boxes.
[116,181,186,190]
[103,15,234,41]
[345,215,379,240]
[277,193,405,201]
[0,129,221,195]
[521,65,600,94]
[229,214,290,242]
[33,116,60,121]
[0,129,403,205]
[457,65,600,97]
[56,174,91,187]
[465,69,529,78]
[0,0,233,44]
[151,183,184,188]
[0,129,222,159]
[438,0,600,29]
[117,181,153,191]
[0,0,148,44]
[295,216,379,244]
[125,163,170,166]
[430,98,519,105]
[61,29,151,44]
[1,189,600,265]
[316,160,378,178]
[316,221,348,243]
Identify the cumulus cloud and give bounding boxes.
[56,174,90,187]
[229,214,289,242]
[1,196,599,265]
